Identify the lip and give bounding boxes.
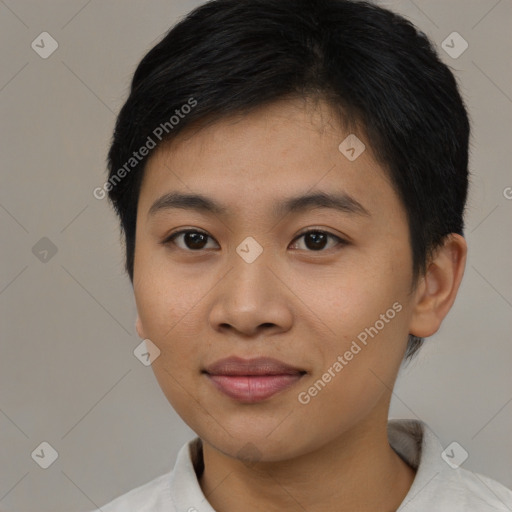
[203,356,306,403]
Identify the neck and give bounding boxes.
[198,413,416,512]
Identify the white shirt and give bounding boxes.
[93,419,512,511]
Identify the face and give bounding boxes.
[133,98,418,462]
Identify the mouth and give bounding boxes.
[203,356,307,403]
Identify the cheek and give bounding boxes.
[306,247,412,377]
[135,283,205,359]
[134,266,206,416]
[134,241,199,336]
[317,261,407,333]
[294,284,409,435]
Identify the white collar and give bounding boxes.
[165,419,512,512]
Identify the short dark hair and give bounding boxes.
[106,0,470,360]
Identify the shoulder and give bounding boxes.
[402,466,512,511]
[89,471,175,512]
[389,419,512,511]
[87,437,204,512]
[442,467,512,511]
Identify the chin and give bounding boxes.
[193,416,322,464]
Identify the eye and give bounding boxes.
[162,229,219,251]
[162,228,347,252]
[289,229,346,252]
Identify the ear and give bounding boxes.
[135,315,147,339]
[409,233,467,338]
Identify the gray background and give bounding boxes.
[0,1,511,510]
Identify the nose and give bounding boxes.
[208,248,294,338]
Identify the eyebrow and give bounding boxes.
[147,190,370,219]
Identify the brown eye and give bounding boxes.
[164,230,218,251]
[290,230,345,252]
[163,228,346,253]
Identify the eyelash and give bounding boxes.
[161,228,348,253]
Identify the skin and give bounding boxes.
[133,97,467,512]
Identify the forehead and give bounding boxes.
[138,98,401,222]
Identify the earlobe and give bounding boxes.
[135,315,147,339]
[409,234,467,338]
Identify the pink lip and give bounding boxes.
[204,357,305,403]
